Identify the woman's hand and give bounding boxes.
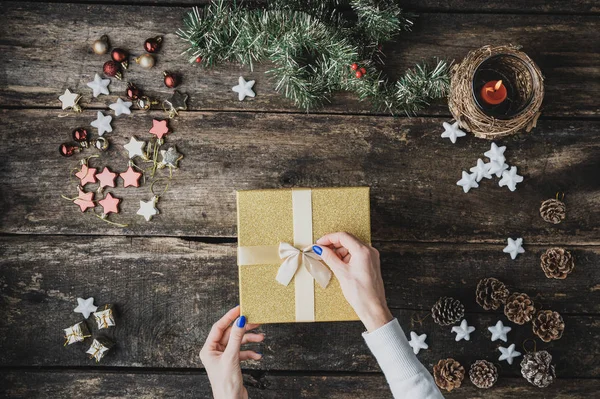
[314,232,393,332]
[200,306,264,399]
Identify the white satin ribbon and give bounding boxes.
[275,242,332,289]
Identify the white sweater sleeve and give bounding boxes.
[362,318,443,399]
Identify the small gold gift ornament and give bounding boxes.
[237,187,371,324]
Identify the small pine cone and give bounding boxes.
[469,360,498,389]
[433,358,465,392]
[521,350,556,388]
[431,297,465,326]
[504,292,535,325]
[476,277,509,310]
[533,310,565,342]
[540,199,566,224]
[540,248,574,279]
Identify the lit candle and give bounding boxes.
[480,80,507,105]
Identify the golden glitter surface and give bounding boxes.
[236,187,370,324]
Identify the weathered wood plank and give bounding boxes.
[1,371,599,399]
[1,110,598,243]
[1,236,598,376]
[0,2,598,117]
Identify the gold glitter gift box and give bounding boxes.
[236,187,371,324]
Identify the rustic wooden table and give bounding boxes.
[0,1,599,398]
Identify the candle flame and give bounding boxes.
[494,80,503,91]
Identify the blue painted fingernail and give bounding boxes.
[236,315,246,328]
[257,351,263,356]
[312,245,322,255]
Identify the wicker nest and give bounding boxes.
[448,45,544,139]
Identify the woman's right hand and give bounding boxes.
[313,232,393,332]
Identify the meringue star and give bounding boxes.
[75,164,97,186]
[96,167,117,188]
[498,343,522,365]
[408,331,428,355]
[441,121,466,144]
[74,297,97,319]
[120,165,142,188]
[488,320,512,342]
[499,166,524,191]
[109,98,132,116]
[86,73,111,97]
[74,187,95,212]
[503,237,525,260]
[159,146,183,169]
[137,197,159,221]
[91,111,113,136]
[149,119,170,139]
[99,192,121,215]
[470,158,493,182]
[487,160,509,178]
[484,142,507,164]
[124,137,146,159]
[451,319,476,341]
[456,171,479,193]
[59,89,81,110]
[232,76,255,101]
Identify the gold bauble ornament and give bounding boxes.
[135,54,155,69]
[92,35,110,55]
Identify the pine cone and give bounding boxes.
[521,350,556,388]
[476,277,509,310]
[504,292,535,325]
[540,199,566,224]
[533,310,565,342]
[431,297,465,326]
[469,360,498,389]
[540,248,574,279]
[433,358,465,392]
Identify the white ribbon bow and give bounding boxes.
[275,242,332,289]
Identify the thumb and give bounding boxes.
[313,245,346,274]
[224,315,246,357]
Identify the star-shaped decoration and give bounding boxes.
[74,297,97,319]
[86,73,111,97]
[75,164,97,186]
[456,171,479,193]
[470,158,492,182]
[232,76,256,101]
[503,237,525,260]
[99,192,121,215]
[137,197,159,221]
[451,319,476,342]
[109,98,132,116]
[441,121,466,144]
[59,89,81,111]
[149,119,170,139]
[91,111,113,136]
[74,187,95,212]
[124,137,146,159]
[159,146,183,169]
[484,142,507,164]
[96,167,117,188]
[120,165,142,188]
[487,160,509,178]
[168,90,188,111]
[488,320,512,342]
[408,331,428,355]
[499,166,524,192]
[498,343,522,365]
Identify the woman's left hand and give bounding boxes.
[200,306,264,399]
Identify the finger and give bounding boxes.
[224,315,247,357]
[239,350,263,361]
[220,322,262,345]
[314,244,347,273]
[334,246,349,259]
[242,333,265,345]
[207,306,240,345]
[317,232,364,253]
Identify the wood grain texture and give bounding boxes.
[1,371,599,399]
[1,109,598,243]
[1,236,598,377]
[0,2,598,117]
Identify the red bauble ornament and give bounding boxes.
[126,83,141,100]
[59,143,78,157]
[144,36,163,53]
[195,56,202,63]
[360,67,367,74]
[111,48,129,69]
[72,127,89,142]
[163,71,180,88]
[355,71,363,78]
[103,60,122,80]
[351,63,359,71]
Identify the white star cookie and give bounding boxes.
[499,166,524,191]
[484,142,506,164]
[109,98,132,116]
[470,158,493,182]
[59,89,81,110]
[441,121,466,144]
[137,197,159,221]
[86,73,111,97]
[91,111,113,136]
[488,320,512,342]
[124,137,146,159]
[498,343,522,365]
[456,171,479,193]
[408,331,428,354]
[487,160,509,178]
[451,319,476,341]
[503,237,525,260]
[232,76,255,101]
[74,297,97,319]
